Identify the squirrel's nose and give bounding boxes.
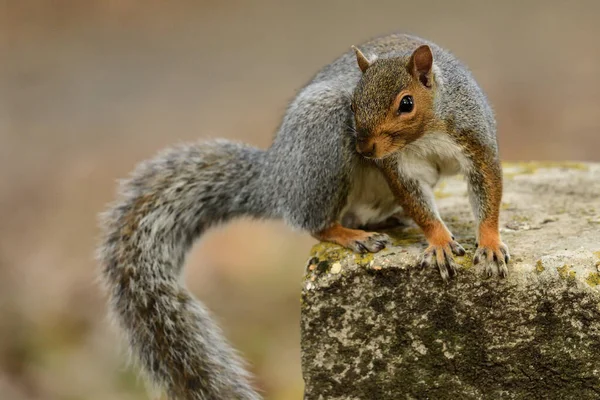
[358,142,376,158]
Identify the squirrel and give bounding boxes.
[97,33,509,400]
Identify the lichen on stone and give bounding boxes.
[310,242,349,263]
[354,252,375,266]
[388,228,423,247]
[535,259,545,273]
[455,253,474,269]
[557,264,576,280]
[585,273,600,287]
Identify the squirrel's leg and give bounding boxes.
[461,143,510,278]
[312,223,390,253]
[380,161,466,281]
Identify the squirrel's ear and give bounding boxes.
[351,45,371,74]
[408,45,433,88]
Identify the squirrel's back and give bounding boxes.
[311,34,448,83]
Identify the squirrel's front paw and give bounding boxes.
[474,241,510,278]
[420,240,466,282]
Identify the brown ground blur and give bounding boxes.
[1,1,599,399]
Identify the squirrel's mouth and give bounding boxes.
[361,148,401,161]
[364,143,407,160]
[357,137,406,160]
[378,151,400,161]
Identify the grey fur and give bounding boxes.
[99,141,270,400]
[97,33,498,399]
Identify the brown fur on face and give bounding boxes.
[352,45,442,159]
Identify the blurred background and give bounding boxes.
[1,1,599,399]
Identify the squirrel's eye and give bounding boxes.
[398,95,414,114]
[350,103,356,113]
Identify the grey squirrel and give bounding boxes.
[98,33,509,400]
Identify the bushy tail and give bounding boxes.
[97,140,272,400]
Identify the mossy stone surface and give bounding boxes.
[301,163,600,399]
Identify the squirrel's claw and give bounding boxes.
[449,241,466,257]
[473,242,510,278]
[349,232,391,253]
[420,241,463,282]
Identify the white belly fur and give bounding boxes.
[341,132,469,228]
[341,164,400,228]
[396,132,470,185]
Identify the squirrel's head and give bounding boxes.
[350,44,439,159]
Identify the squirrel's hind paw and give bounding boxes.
[349,232,391,253]
[313,224,391,254]
[473,242,510,278]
